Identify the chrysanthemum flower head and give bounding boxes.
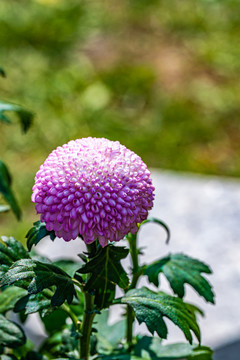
[32,138,154,247]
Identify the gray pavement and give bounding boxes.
[25,170,240,353]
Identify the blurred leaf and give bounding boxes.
[0,161,21,220]
[0,101,33,132]
[0,259,76,307]
[23,351,48,360]
[0,314,26,348]
[0,205,10,213]
[41,309,68,335]
[0,356,17,360]
[0,236,30,277]
[77,245,129,309]
[117,287,200,344]
[134,336,194,359]
[144,253,214,303]
[186,346,213,360]
[26,221,56,251]
[0,68,6,78]
[94,310,126,354]
[0,286,27,314]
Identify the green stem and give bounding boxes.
[61,303,81,332]
[79,242,97,360]
[80,291,95,359]
[126,233,140,349]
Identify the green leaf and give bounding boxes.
[14,292,52,315]
[144,253,214,303]
[26,221,56,251]
[186,346,213,360]
[0,205,10,213]
[0,314,26,348]
[23,351,48,360]
[0,259,76,306]
[0,161,21,220]
[118,287,201,344]
[0,101,33,133]
[0,236,30,277]
[0,286,27,314]
[41,309,68,335]
[53,260,80,278]
[94,310,126,354]
[77,245,129,309]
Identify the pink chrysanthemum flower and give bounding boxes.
[32,138,154,247]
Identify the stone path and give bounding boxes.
[26,170,240,352]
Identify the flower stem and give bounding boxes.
[79,242,97,360]
[80,291,95,359]
[126,233,140,349]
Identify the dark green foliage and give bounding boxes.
[0,259,76,306]
[0,286,27,314]
[0,101,33,133]
[144,253,214,303]
[0,68,6,78]
[41,309,69,335]
[0,161,21,220]
[0,236,30,277]
[0,314,26,348]
[77,245,129,309]
[14,292,52,315]
[118,287,201,344]
[26,221,56,251]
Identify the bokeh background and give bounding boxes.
[1,0,240,239]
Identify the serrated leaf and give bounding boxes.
[94,310,126,354]
[0,286,27,313]
[0,161,21,220]
[144,253,214,303]
[14,292,51,315]
[77,245,129,309]
[0,236,30,277]
[0,101,33,133]
[26,221,56,251]
[118,287,201,344]
[0,259,76,307]
[0,314,26,348]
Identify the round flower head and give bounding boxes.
[32,138,154,247]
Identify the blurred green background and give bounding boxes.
[1,0,240,240]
